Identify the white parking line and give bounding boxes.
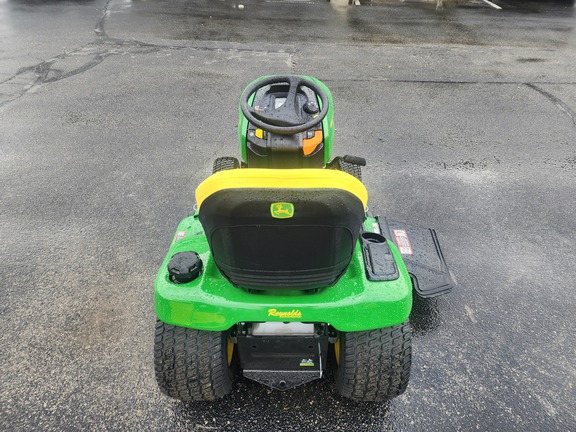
[481,0,502,10]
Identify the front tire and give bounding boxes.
[212,157,240,173]
[154,320,234,401]
[336,158,362,181]
[334,321,412,402]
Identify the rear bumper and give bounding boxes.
[154,215,412,332]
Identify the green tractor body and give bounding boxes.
[154,75,453,401]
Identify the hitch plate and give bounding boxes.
[237,332,328,390]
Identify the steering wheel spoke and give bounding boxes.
[278,76,302,115]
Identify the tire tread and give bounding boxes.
[335,321,412,402]
[154,320,233,401]
[212,157,240,173]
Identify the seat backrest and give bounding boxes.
[196,169,367,291]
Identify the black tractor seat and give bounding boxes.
[196,169,368,291]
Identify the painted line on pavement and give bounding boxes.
[481,0,502,9]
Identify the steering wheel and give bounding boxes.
[240,75,329,135]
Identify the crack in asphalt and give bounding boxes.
[0,41,160,109]
[0,1,289,110]
[322,79,576,130]
[0,0,165,110]
[526,83,576,127]
[3,2,575,125]
[94,0,112,39]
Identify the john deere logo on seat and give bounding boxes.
[271,202,294,219]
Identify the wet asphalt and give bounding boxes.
[1,0,576,430]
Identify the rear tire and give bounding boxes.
[213,157,240,173]
[154,320,234,401]
[334,321,412,402]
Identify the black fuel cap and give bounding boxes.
[168,252,203,284]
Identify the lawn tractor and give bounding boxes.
[154,75,454,402]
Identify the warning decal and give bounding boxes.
[393,229,413,255]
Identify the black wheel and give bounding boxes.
[212,157,240,174]
[334,321,412,402]
[154,320,234,401]
[337,159,362,181]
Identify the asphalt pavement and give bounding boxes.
[1,0,575,430]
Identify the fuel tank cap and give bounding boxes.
[167,252,203,284]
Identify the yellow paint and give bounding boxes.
[196,169,367,210]
[267,308,302,319]
[227,337,234,365]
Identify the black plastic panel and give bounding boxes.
[360,232,399,281]
[383,218,455,298]
[246,131,324,169]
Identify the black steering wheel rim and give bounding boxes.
[240,75,329,135]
